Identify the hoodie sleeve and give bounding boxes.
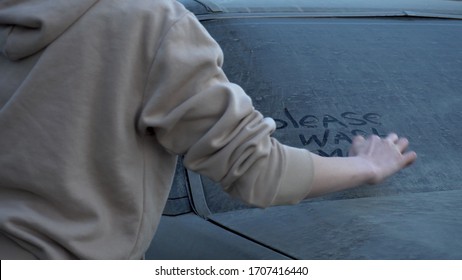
[139,11,314,207]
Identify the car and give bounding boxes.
[146,0,462,259]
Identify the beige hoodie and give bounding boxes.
[0,0,314,259]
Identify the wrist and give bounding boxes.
[308,153,378,198]
[352,156,379,185]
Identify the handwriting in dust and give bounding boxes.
[273,108,386,157]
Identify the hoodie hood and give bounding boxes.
[0,0,98,60]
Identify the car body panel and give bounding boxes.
[210,190,462,259]
[146,213,291,259]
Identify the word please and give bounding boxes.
[274,108,382,129]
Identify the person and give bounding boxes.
[0,0,416,259]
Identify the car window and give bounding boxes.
[196,16,462,213]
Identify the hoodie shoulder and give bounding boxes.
[0,0,99,60]
[0,0,189,61]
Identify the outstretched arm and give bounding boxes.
[139,7,416,207]
[306,133,417,198]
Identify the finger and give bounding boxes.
[349,135,366,156]
[386,133,399,144]
[369,134,381,142]
[401,151,417,167]
[396,137,409,153]
[352,135,366,144]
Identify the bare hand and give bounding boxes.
[349,133,417,184]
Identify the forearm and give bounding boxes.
[306,153,375,198]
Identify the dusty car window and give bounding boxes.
[200,16,462,212]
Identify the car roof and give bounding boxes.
[179,0,462,18]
